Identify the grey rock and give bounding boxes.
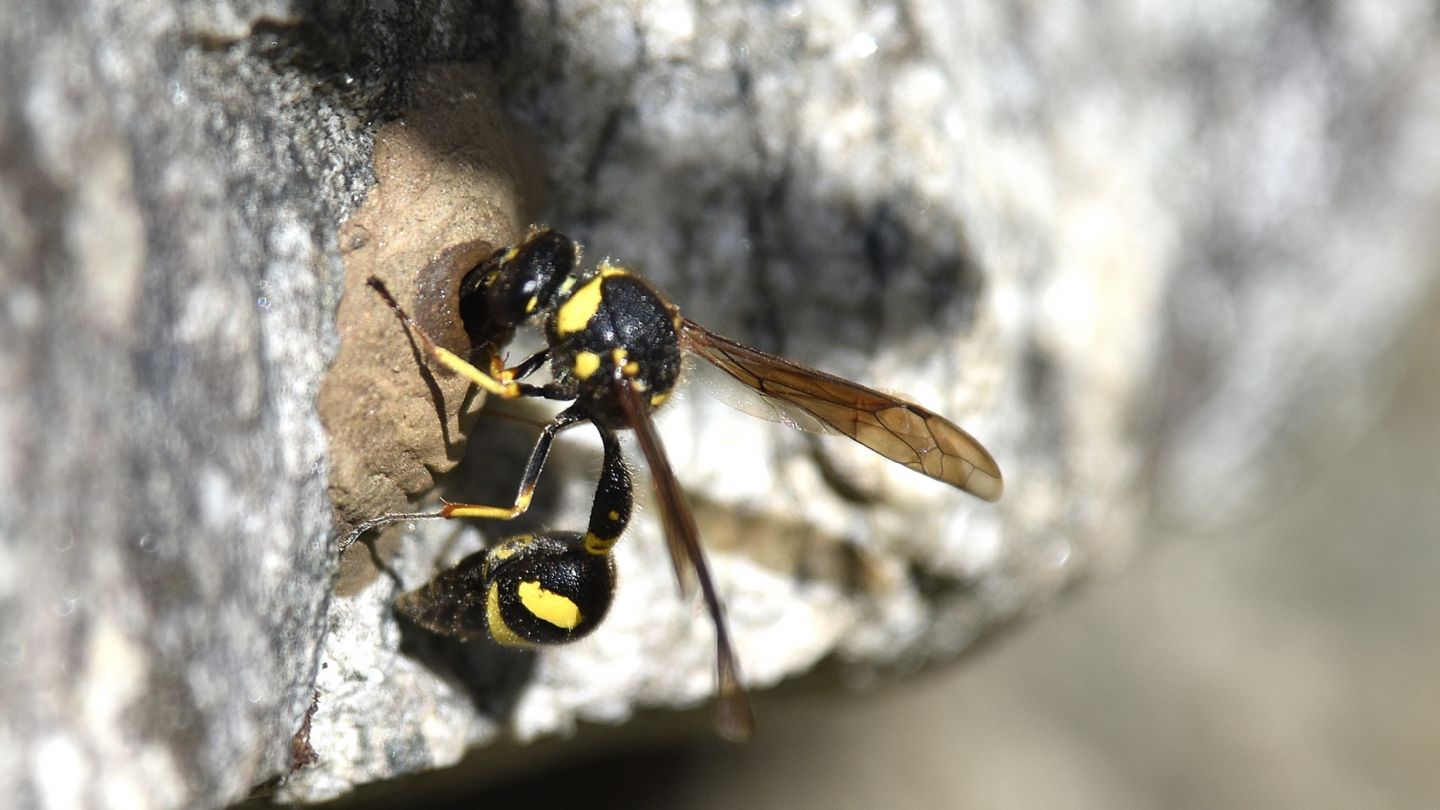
[0,2,493,808]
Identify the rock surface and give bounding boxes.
[1,1,1436,809]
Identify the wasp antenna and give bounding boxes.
[337,509,448,554]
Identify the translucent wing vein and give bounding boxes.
[681,319,1003,501]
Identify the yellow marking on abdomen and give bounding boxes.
[486,583,530,647]
[489,535,531,562]
[584,532,618,555]
[518,580,582,629]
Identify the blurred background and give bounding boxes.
[434,298,1439,808]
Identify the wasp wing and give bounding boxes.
[680,319,1003,502]
[615,375,756,742]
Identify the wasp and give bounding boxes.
[342,228,1003,740]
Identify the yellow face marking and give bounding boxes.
[650,390,670,408]
[518,580,583,629]
[607,510,620,521]
[574,350,601,379]
[584,532,617,556]
[524,295,539,315]
[486,583,530,647]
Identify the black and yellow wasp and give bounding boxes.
[342,228,1003,740]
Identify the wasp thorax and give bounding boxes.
[547,270,684,430]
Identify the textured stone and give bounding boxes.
[0,3,507,809]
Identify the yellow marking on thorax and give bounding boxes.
[609,347,643,381]
[555,277,604,336]
[574,350,601,379]
[555,266,628,336]
[518,580,583,629]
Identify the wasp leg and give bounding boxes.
[367,276,523,399]
[513,381,576,401]
[338,406,588,552]
[440,404,588,520]
[497,348,551,384]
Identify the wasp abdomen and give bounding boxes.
[478,532,617,647]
